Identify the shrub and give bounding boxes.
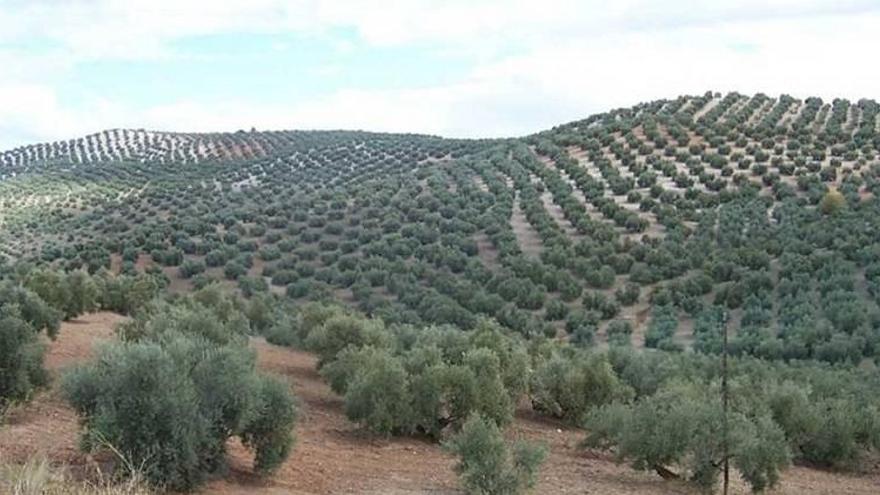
[463,348,515,427]
[444,413,546,495]
[644,304,680,351]
[264,313,303,347]
[286,279,312,299]
[116,300,248,345]
[96,271,162,315]
[26,269,97,320]
[62,340,211,490]
[244,293,275,331]
[179,259,207,279]
[240,376,298,473]
[305,314,391,366]
[0,307,49,407]
[605,320,633,346]
[63,326,297,490]
[342,348,412,435]
[408,362,479,438]
[63,270,99,319]
[239,276,269,297]
[0,283,61,407]
[224,261,248,280]
[544,299,568,321]
[614,283,640,306]
[309,312,524,437]
[530,352,632,424]
[819,188,845,215]
[0,281,62,338]
[585,384,789,493]
[566,310,597,346]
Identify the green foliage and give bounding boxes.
[463,348,515,427]
[96,270,163,315]
[614,283,640,306]
[25,269,97,320]
[0,305,48,407]
[530,351,632,423]
[63,340,210,490]
[585,383,790,493]
[644,304,680,351]
[244,293,276,332]
[0,281,59,406]
[305,314,391,366]
[444,413,546,495]
[117,299,248,346]
[179,259,207,279]
[263,312,303,347]
[819,189,845,215]
[240,375,298,473]
[605,319,633,347]
[64,269,99,318]
[10,93,880,490]
[0,281,62,338]
[303,309,526,437]
[223,261,248,280]
[62,297,298,490]
[341,347,412,435]
[765,379,880,469]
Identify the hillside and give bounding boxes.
[2,91,880,359]
[3,91,880,494]
[0,93,880,361]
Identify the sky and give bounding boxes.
[1,0,879,150]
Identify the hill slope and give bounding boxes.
[0,128,463,168]
[2,91,880,361]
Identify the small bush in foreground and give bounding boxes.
[445,413,546,495]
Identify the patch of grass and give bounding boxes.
[0,455,152,495]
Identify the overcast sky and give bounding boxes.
[1,0,879,149]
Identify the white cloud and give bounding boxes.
[0,84,116,148]
[4,1,876,61]
[127,10,880,139]
[1,1,879,148]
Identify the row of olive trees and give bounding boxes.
[1,266,166,410]
[264,301,872,494]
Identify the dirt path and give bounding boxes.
[473,232,501,270]
[2,313,879,495]
[0,312,125,466]
[510,192,543,258]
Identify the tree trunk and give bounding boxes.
[654,464,681,480]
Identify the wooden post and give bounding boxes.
[722,314,729,495]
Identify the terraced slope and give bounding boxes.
[2,92,880,362]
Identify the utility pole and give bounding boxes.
[721,314,729,495]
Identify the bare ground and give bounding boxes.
[2,313,879,494]
[510,193,543,258]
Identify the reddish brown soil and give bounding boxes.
[2,313,879,494]
[0,312,125,467]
